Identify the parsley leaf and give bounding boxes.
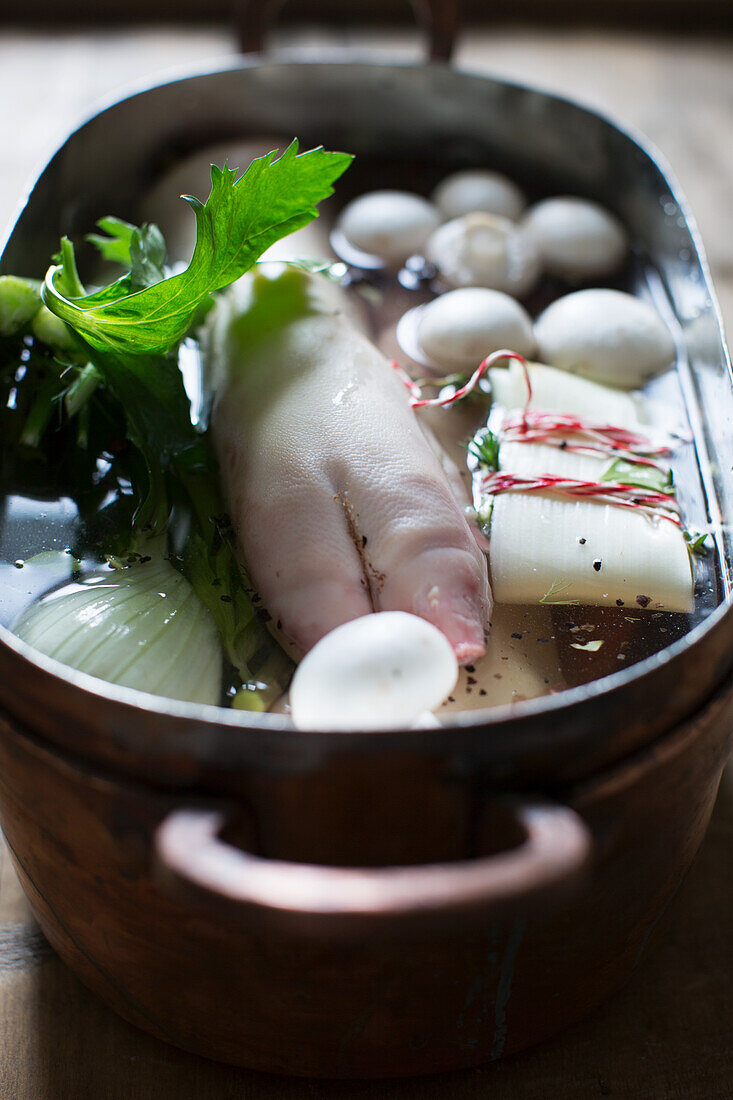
[43,140,353,356]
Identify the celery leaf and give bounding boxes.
[86,217,137,266]
[43,141,352,356]
[88,217,167,292]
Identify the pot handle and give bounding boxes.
[234,0,462,63]
[154,799,591,931]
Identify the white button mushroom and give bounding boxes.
[534,288,676,388]
[522,197,628,280]
[426,213,541,297]
[334,190,440,267]
[431,169,526,222]
[416,288,536,371]
[289,612,458,730]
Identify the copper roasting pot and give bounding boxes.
[0,6,732,1079]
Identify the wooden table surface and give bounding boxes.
[1,22,732,1099]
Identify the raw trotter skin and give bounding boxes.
[206,266,491,661]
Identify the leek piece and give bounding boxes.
[479,364,694,613]
[488,360,648,427]
[486,442,694,611]
[13,555,223,705]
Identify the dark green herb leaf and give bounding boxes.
[86,347,203,467]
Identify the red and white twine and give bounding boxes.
[394,348,679,523]
[480,472,682,526]
[392,349,530,409]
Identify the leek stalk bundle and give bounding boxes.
[475,361,695,613]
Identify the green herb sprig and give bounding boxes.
[684,529,710,556]
[539,579,580,606]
